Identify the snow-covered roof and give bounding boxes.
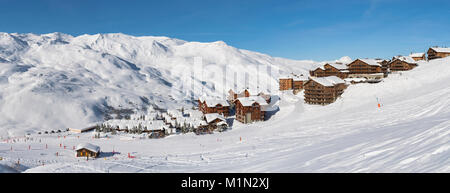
[199,98,230,107]
[75,143,100,153]
[326,62,348,70]
[409,53,425,57]
[204,113,226,123]
[358,59,382,67]
[430,47,450,53]
[310,76,345,87]
[236,96,269,107]
[393,56,417,64]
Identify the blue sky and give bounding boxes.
[0,0,449,61]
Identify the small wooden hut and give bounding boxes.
[75,143,100,158]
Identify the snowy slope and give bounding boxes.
[0,57,447,173]
[0,32,448,173]
[0,32,324,137]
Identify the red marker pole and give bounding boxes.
[29,145,31,150]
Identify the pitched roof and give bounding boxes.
[358,59,382,67]
[409,53,425,57]
[393,56,417,64]
[310,76,345,87]
[326,62,348,70]
[236,96,268,107]
[430,47,450,53]
[204,113,226,123]
[75,143,100,153]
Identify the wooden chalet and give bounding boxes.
[198,98,230,117]
[194,113,228,134]
[279,77,293,91]
[75,143,100,158]
[146,128,166,138]
[347,59,383,75]
[427,47,450,60]
[309,63,349,79]
[279,74,308,94]
[304,76,347,105]
[389,56,418,71]
[235,96,268,123]
[409,53,426,61]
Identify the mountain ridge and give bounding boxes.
[0,32,332,136]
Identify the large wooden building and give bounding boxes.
[389,56,418,71]
[198,98,230,117]
[309,63,349,79]
[235,96,268,123]
[347,59,383,75]
[346,59,384,82]
[304,76,347,105]
[279,77,293,91]
[75,143,100,158]
[409,53,426,61]
[427,47,450,60]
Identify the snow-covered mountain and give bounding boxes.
[0,32,329,136]
[1,32,449,173]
